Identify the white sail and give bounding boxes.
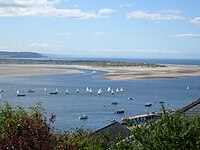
[55,88,58,93]
[97,88,102,95]
[186,85,189,90]
[111,89,114,94]
[44,88,47,92]
[76,88,79,93]
[89,88,92,94]
[65,88,69,94]
[120,87,123,92]
[107,86,111,93]
[17,90,20,95]
[116,88,119,93]
[86,87,89,93]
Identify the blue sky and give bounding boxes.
[0,0,200,59]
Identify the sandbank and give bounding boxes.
[0,64,200,80]
[0,64,82,76]
[71,64,200,80]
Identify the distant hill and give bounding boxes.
[0,51,46,59]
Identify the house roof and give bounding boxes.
[95,121,131,142]
[178,98,200,113]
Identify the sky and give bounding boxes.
[0,0,200,59]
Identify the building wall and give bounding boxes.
[184,103,200,118]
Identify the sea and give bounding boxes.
[0,58,200,131]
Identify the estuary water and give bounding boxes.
[0,68,200,131]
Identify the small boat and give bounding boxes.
[97,88,102,95]
[111,89,114,94]
[120,87,123,92]
[186,85,189,90]
[50,88,58,94]
[114,109,124,114]
[111,102,118,105]
[44,88,47,92]
[28,89,34,93]
[89,88,92,94]
[107,86,111,93]
[116,88,120,93]
[86,87,89,93]
[159,101,164,104]
[128,97,133,100]
[76,88,80,93]
[50,91,58,94]
[0,89,3,92]
[111,118,116,122]
[79,115,88,119]
[145,102,152,107]
[65,88,69,94]
[17,90,25,97]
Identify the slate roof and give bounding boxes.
[95,121,131,142]
[178,98,200,113]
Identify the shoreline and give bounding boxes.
[0,64,200,80]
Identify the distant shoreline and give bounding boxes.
[0,63,200,80]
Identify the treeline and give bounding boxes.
[0,59,166,68]
[0,102,200,149]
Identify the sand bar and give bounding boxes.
[0,64,82,76]
[0,64,200,80]
[71,64,200,80]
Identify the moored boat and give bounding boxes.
[114,109,124,114]
[76,88,80,93]
[17,90,25,97]
[65,88,69,94]
[111,102,118,105]
[28,89,34,93]
[50,88,58,94]
[79,115,88,119]
[145,102,152,107]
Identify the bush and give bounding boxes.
[0,102,57,149]
[116,110,200,150]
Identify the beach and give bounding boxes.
[0,64,82,76]
[0,64,200,80]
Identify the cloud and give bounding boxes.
[126,10,185,21]
[29,42,51,49]
[93,32,108,36]
[174,33,200,38]
[190,17,200,26]
[98,8,116,15]
[0,0,113,19]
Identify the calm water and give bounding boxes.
[0,67,200,131]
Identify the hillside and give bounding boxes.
[0,51,46,59]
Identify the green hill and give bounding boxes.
[0,51,46,59]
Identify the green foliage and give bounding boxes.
[1,102,200,149]
[116,110,200,150]
[0,102,56,149]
